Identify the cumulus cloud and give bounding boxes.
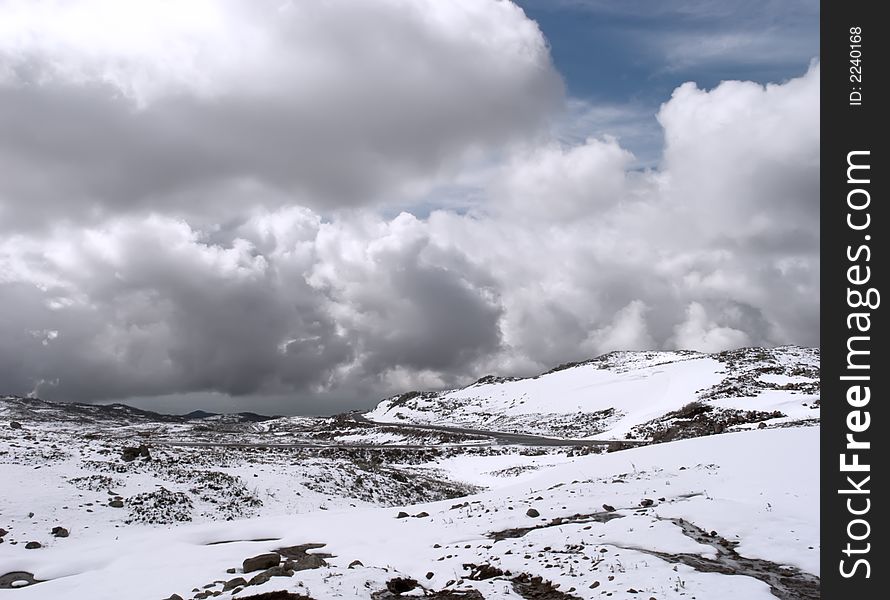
[0,0,562,228]
[0,1,819,410]
[584,301,656,354]
[670,302,751,353]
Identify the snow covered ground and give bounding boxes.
[0,427,819,599]
[0,347,819,599]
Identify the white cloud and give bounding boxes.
[491,137,634,221]
[670,302,750,353]
[0,4,820,409]
[0,0,563,226]
[585,300,656,354]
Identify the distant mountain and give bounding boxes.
[182,409,218,420]
[365,346,820,440]
[0,396,276,425]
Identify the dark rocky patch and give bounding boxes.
[223,577,247,590]
[125,487,193,524]
[490,511,624,541]
[386,577,419,594]
[511,573,582,599]
[631,401,786,442]
[0,571,41,589]
[235,592,316,600]
[121,444,151,462]
[274,543,333,571]
[243,553,280,573]
[465,563,505,580]
[425,591,485,599]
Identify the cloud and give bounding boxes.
[585,300,656,354]
[0,0,819,411]
[0,0,562,228]
[670,302,750,353]
[490,136,634,221]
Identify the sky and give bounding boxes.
[0,0,819,415]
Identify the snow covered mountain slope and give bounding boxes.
[0,426,819,600]
[365,346,820,440]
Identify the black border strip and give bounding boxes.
[821,1,887,595]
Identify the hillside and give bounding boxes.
[366,346,819,440]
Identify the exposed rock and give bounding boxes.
[512,573,582,599]
[247,571,272,587]
[526,508,540,518]
[396,511,410,519]
[108,500,124,508]
[9,421,22,429]
[602,504,615,512]
[348,560,364,569]
[275,543,332,571]
[24,542,41,549]
[386,577,419,594]
[51,526,69,538]
[235,592,317,600]
[639,498,654,507]
[0,571,41,589]
[425,591,485,599]
[242,553,280,573]
[465,563,504,581]
[223,577,247,591]
[121,444,151,462]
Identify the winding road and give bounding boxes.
[162,413,646,449]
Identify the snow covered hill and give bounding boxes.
[366,346,820,440]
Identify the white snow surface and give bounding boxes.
[0,427,819,600]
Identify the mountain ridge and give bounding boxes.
[365,345,819,440]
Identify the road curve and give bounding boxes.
[350,413,646,447]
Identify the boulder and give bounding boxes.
[242,553,280,573]
[247,571,272,587]
[121,444,151,462]
[223,577,247,591]
[51,526,69,538]
[24,542,41,549]
[386,578,419,594]
[525,508,540,518]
